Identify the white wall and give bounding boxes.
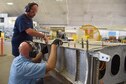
[0,13,8,31]
[99,29,126,39]
[6,17,17,28]
[119,31,126,36]
[65,26,78,33]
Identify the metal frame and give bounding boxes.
[35,42,126,84]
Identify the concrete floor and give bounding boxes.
[0,40,62,84]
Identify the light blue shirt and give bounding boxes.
[8,55,46,84]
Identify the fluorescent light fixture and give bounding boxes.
[7,2,13,5]
[56,0,63,2]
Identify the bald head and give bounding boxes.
[19,42,32,58]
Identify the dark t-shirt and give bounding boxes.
[12,14,33,56]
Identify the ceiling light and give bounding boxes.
[56,0,63,2]
[7,2,13,5]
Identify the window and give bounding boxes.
[0,17,4,23]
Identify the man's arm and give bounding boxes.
[46,44,57,72]
[25,28,48,43]
[32,52,43,63]
[25,28,44,37]
[32,44,48,63]
[46,39,63,72]
[32,39,62,72]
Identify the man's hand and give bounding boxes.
[41,44,48,54]
[43,36,48,44]
[39,32,48,44]
[52,39,63,46]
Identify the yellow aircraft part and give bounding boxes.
[79,24,101,41]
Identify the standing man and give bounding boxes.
[12,2,48,57]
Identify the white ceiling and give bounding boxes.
[0,0,126,29]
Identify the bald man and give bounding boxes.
[8,39,62,84]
